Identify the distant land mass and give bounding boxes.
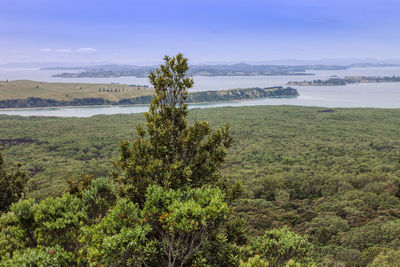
[0,80,298,108]
[287,76,400,86]
[44,62,400,78]
[47,64,348,78]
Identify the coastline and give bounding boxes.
[0,87,299,110]
[0,95,299,111]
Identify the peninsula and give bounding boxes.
[287,75,400,86]
[0,80,298,109]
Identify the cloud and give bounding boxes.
[56,48,72,53]
[40,47,96,54]
[76,47,97,54]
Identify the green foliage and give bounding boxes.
[0,147,28,213]
[80,185,230,266]
[146,185,229,266]
[81,198,153,266]
[305,214,350,244]
[249,226,314,266]
[340,220,400,250]
[0,196,84,264]
[0,178,118,265]
[81,177,117,223]
[67,173,94,198]
[240,254,270,267]
[368,248,400,267]
[34,194,86,252]
[2,105,400,265]
[2,245,74,267]
[99,54,239,266]
[0,199,37,260]
[358,246,389,267]
[113,53,232,207]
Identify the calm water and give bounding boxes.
[0,67,400,117]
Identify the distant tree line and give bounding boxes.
[98,88,123,92]
[0,97,113,108]
[186,87,299,103]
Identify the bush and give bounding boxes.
[248,226,314,266]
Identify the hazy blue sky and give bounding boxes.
[1,0,399,64]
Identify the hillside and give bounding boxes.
[186,86,298,102]
[0,80,153,101]
[0,81,298,108]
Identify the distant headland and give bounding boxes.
[287,76,400,86]
[0,80,299,109]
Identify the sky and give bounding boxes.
[1,0,400,64]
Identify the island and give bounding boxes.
[45,63,400,79]
[287,76,400,86]
[46,63,351,78]
[0,81,298,109]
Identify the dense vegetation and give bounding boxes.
[2,104,400,265]
[0,147,27,212]
[1,55,400,265]
[0,87,298,108]
[186,87,298,103]
[0,97,114,108]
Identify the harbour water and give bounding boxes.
[0,67,400,117]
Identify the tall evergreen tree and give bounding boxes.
[113,53,232,207]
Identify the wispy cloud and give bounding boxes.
[56,48,72,53]
[40,48,95,55]
[76,47,97,54]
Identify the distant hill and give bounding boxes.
[0,81,298,108]
[44,62,400,78]
[0,80,153,102]
[47,63,328,78]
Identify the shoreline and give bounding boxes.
[288,75,400,86]
[0,96,299,111]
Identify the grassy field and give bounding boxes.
[0,80,154,101]
[1,105,400,265]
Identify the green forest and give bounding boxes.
[1,54,400,266]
